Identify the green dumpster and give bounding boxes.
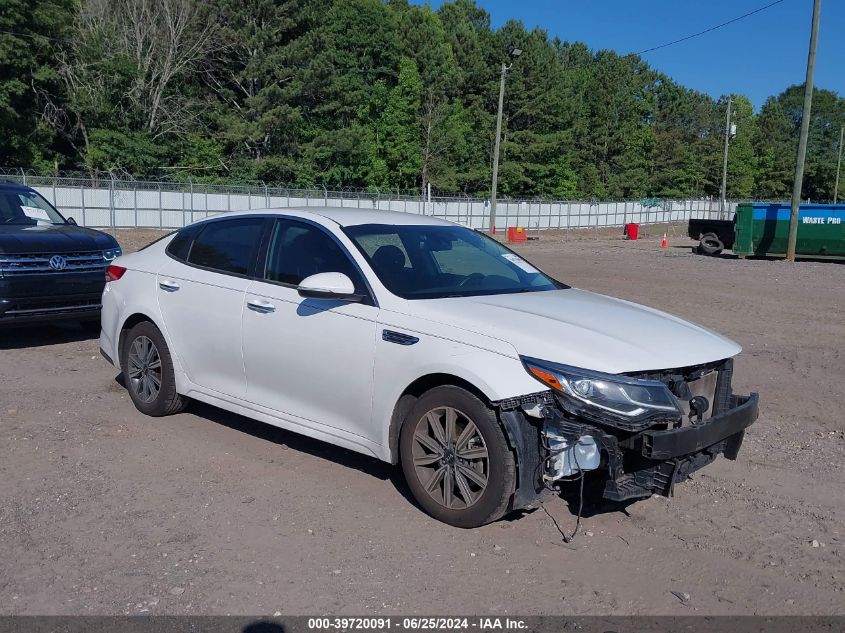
[734,203,845,258]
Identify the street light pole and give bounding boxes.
[719,96,732,219]
[787,0,822,262]
[835,124,844,204]
[489,48,522,234]
[489,63,507,234]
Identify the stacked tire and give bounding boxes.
[697,232,724,256]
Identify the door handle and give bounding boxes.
[159,280,180,292]
[247,299,275,314]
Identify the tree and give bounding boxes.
[493,21,573,197]
[5,0,843,200]
[204,0,305,182]
[725,95,756,199]
[49,0,217,175]
[390,2,457,98]
[754,85,845,200]
[651,79,727,199]
[437,0,496,192]
[375,56,422,189]
[0,0,74,169]
[294,0,400,186]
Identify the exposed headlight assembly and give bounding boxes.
[522,356,681,428]
[103,248,122,261]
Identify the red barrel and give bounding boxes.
[625,223,639,240]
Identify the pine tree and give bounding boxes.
[376,56,422,189]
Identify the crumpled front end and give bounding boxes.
[498,358,759,509]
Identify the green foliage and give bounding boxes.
[212,0,302,164]
[375,57,422,188]
[0,0,74,168]
[726,95,756,199]
[84,129,167,175]
[4,0,845,200]
[753,85,845,200]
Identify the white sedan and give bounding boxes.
[100,208,758,527]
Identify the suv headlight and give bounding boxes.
[103,248,122,261]
[522,356,681,427]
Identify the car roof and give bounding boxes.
[203,207,454,228]
[0,181,36,193]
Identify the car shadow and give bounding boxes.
[559,479,635,518]
[501,480,635,524]
[114,373,629,522]
[111,374,433,513]
[0,320,99,350]
[192,400,426,509]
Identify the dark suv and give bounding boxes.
[0,182,121,325]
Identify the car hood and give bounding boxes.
[0,224,117,254]
[410,289,741,374]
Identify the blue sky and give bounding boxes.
[416,0,843,109]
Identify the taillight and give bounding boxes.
[105,265,127,282]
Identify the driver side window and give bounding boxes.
[264,219,363,291]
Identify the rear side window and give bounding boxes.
[165,227,197,261]
[187,218,265,276]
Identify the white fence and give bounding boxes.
[10,175,738,231]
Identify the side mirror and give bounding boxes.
[297,272,363,302]
[66,217,77,225]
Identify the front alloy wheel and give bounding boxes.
[400,386,515,528]
[411,406,490,509]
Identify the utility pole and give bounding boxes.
[489,65,506,233]
[720,96,733,219]
[835,124,844,204]
[787,0,822,261]
[489,48,522,234]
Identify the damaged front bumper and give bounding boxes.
[498,360,760,509]
[601,391,758,501]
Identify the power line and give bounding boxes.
[633,0,786,56]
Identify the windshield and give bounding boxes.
[0,189,66,226]
[344,224,564,299]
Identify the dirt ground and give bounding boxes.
[1,226,843,616]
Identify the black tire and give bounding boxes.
[399,386,516,528]
[121,321,187,417]
[698,232,724,256]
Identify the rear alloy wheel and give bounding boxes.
[128,335,162,404]
[122,321,187,417]
[400,386,515,528]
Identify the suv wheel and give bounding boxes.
[121,321,187,417]
[399,386,515,528]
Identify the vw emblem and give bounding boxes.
[49,255,67,271]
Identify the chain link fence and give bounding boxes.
[2,170,743,232]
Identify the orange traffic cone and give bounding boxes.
[660,233,668,248]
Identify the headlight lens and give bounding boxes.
[522,357,681,425]
[103,248,122,261]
